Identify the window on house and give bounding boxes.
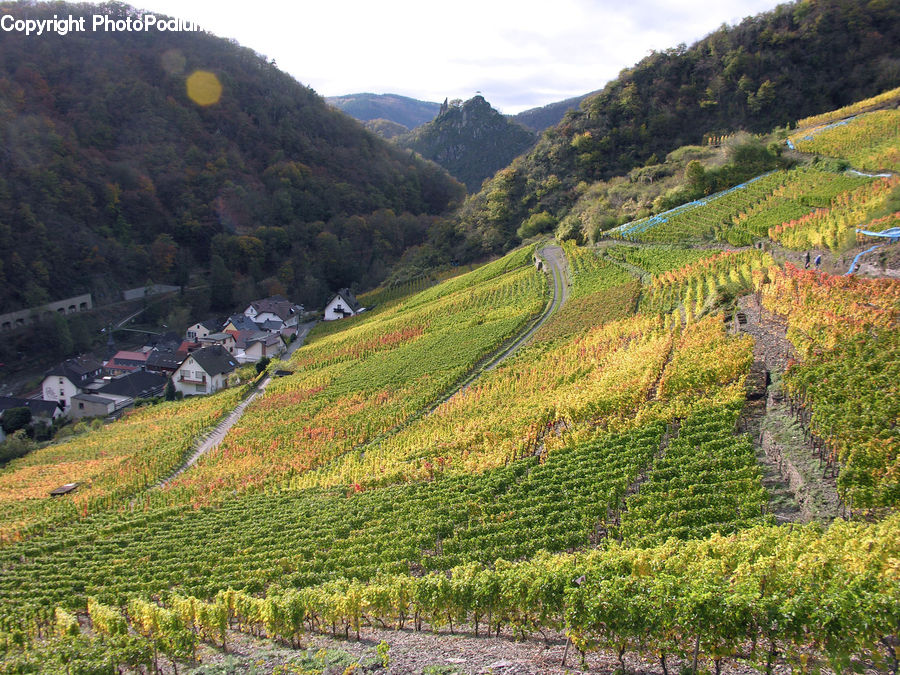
[78,403,84,409]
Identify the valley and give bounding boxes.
[0,1,897,673]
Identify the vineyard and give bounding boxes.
[1,94,899,674]
[789,108,900,173]
[760,265,900,509]
[0,386,246,544]
[768,175,899,251]
[794,86,900,129]
[153,247,548,505]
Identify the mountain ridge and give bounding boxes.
[396,95,537,192]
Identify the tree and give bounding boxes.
[164,379,176,402]
[209,255,233,310]
[50,314,74,358]
[1,407,31,435]
[0,430,35,464]
[517,211,557,240]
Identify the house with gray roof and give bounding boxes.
[324,288,363,321]
[172,345,238,396]
[41,355,104,414]
[0,396,63,425]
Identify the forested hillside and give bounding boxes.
[457,0,900,254]
[0,3,464,313]
[511,91,596,132]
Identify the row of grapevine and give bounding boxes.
[769,176,899,250]
[724,167,873,246]
[59,516,898,675]
[641,249,772,318]
[795,86,900,128]
[0,385,246,544]
[301,314,672,488]
[0,422,668,635]
[789,108,900,172]
[610,171,785,243]
[618,402,770,546]
[602,244,721,277]
[560,240,633,297]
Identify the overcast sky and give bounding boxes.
[101,0,779,114]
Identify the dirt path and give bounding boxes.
[734,295,842,523]
[735,294,795,372]
[152,377,273,489]
[174,624,768,675]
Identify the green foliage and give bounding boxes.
[653,138,789,212]
[517,211,557,239]
[0,408,31,436]
[0,430,36,466]
[618,403,771,546]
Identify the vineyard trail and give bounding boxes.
[483,244,569,371]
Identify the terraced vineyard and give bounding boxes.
[761,264,900,509]
[768,175,899,251]
[0,387,246,543]
[156,246,548,505]
[2,94,899,675]
[789,108,900,173]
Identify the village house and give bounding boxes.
[243,296,303,336]
[71,371,169,419]
[41,356,104,414]
[96,371,168,400]
[185,319,222,341]
[198,331,237,354]
[323,288,363,321]
[231,330,285,364]
[145,348,183,376]
[172,345,237,396]
[104,349,150,376]
[176,340,202,361]
[0,396,63,427]
[223,314,258,333]
[70,392,128,419]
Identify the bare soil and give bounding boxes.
[176,625,780,675]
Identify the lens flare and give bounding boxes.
[186,70,222,106]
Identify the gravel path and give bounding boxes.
[179,625,773,675]
[482,244,568,372]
